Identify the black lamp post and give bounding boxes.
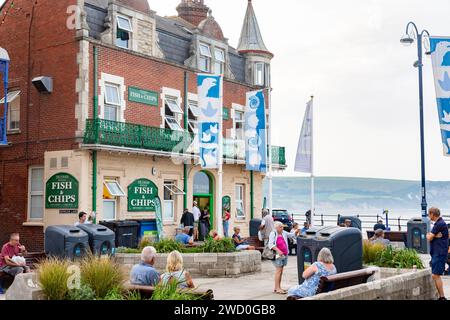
[400,22,431,218]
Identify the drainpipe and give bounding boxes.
[183,71,189,209]
[92,46,99,223]
[250,170,254,220]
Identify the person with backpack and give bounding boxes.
[160,250,195,289]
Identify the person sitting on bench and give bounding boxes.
[232,227,255,251]
[370,229,391,247]
[287,248,337,299]
[175,227,194,245]
[0,233,30,278]
[130,246,160,286]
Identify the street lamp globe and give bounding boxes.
[0,47,10,62]
[400,34,414,46]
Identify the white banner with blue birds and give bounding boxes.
[197,74,223,168]
[430,37,450,156]
[245,90,267,172]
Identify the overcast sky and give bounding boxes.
[1,0,449,181]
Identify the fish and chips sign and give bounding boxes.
[128,179,158,212]
[45,173,79,209]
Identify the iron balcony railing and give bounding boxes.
[83,119,287,166]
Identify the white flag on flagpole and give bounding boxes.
[295,99,313,173]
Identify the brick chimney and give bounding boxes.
[176,0,210,26]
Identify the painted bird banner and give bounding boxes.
[245,90,267,172]
[197,74,223,168]
[430,36,450,156]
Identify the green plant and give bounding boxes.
[151,239,184,254]
[362,240,385,264]
[80,256,125,299]
[139,236,153,250]
[67,283,96,301]
[37,257,72,300]
[115,247,141,254]
[201,238,236,253]
[125,290,143,301]
[150,280,200,301]
[102,286,125,300]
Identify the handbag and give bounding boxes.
[262,232,276,261]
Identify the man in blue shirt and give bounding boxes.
[130,246,160,286]
[175,227,194,245]
[426,207,448,300]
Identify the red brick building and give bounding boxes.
[0,0,286,251]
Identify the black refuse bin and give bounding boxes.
[407,217,430,254]
[249,219,262,237]
[297,226,363,284]
[45,225,89,259]
[77,224,116,256]
[99,220,139,249]
[338,216,362,230]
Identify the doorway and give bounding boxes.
[193,171,214,227]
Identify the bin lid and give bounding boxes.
[46,225,89,238]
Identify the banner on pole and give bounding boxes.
[294,99,313,173]
[430,37,450,156]
[197,74,223,168]
[245,90,267,172]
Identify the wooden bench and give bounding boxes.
[245,236,265,253]
[0,252,47,290]
[287,268,376,300]
[367,231,407,244]
[125,283,214,300]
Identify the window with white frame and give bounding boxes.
[103,199,116,221]
[164,96,183,131]
[104,83,121,122]
[163,180,175,222]
[234,110,245,140]
[235,184,245,220]
[2,91,20,132]
[188,100,200,135]
[102,179,125,221]
[28,167,44,221]
[199,43,212,72]
[116,15,133,49]
[255,62,265,86]
[214,48,225,75]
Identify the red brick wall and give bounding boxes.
[0,0,79,251]
[92,44,255,134]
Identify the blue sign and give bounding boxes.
[0,59,9,146]
[245,90,267,172]
[430,37,450,156]
[197,74,223,168]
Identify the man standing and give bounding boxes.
[259,209,275,246]
[180,209,195,237]
[0,233,30,278]
[74,211,95,226]
[192,201,201,240]
[426,207,448,300]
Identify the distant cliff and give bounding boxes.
[263,177,450,213]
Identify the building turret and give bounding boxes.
[176,0,210,26]
[237,0,272,87]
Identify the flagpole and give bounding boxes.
[310,96,315,226]
[217,76,224,237]
[267,86,273,217]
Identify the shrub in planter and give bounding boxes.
[363,240,385,264]
[115,247,141,254]
[37,257,72,300]
[150,280,200,301]
[67,283,96,301]
[201,238,236,253]
[151,239,184,254]
[80,255,126,299]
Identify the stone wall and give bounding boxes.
[303,268,438,300]
[115,251,262,278]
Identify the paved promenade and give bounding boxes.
[1,255,449,300]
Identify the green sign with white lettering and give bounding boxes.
[45,173,79,209]
[128,87,159,106]
[128,179,158,212]
[223,107,230,120]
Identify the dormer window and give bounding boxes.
[116,15,133,49]
[214,49,225,75]
[199,43,212,72]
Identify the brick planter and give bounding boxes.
[115,251,262,278]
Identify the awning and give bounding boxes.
[0,90,20,104]
[164,184,185,196]
[103,180,126,197]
